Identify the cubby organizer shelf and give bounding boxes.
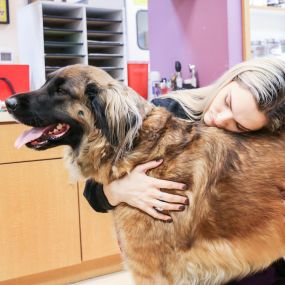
[18,1,127,90]
[86,7,125,82]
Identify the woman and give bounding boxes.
[84,57,285,284]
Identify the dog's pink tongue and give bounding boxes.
[14,127,48,149]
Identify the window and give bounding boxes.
[136,10,148,50]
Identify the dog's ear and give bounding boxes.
[102,83,145,159]
[85,83,115,144]
[85,81,145,159]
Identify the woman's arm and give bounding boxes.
[83,97,189,220]
[103,160,188,221]
[83,160,188,221]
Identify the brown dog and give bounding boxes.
[5,64,285,285]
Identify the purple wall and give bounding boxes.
[148,0,242,87]
[227,0,243,67]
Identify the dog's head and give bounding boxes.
[6,64,149,155]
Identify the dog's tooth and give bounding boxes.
[57,124,62,130]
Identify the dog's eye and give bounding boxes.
[57,88,68,96]
[78,110,84,117]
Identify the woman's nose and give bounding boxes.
[215,110,233,127]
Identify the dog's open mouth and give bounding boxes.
[15,123,70,149]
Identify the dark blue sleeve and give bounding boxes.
[151,98,189,119]
[227,259,285,285]
[83,179,115,213]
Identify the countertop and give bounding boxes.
[0,112,16,123]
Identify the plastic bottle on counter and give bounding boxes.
[267,0,279,6]
[251,40,267,58]
[148,71,161,101]
[266,38,282,56]
[189,64,198,88]
[280,0,285,7]
[160,78,168,94]
[175,61,183,90]
[183,64,198,89]
[250,0,267,6]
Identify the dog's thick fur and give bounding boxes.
[7,65,285,285]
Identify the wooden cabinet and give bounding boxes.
[78,183,120,261]
[242,0,285,60]
[0,159,81,281]
[0,123,122,284]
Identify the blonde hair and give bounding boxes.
[161,57,285,131]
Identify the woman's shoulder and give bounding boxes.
[151,97,189,119]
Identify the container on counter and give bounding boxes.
[266,38,282,56]
[148,71,161,100]
[267,0,280,6]
[251,40,267,57]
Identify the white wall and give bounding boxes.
[0,0,28,63]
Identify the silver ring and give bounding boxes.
[155,207,164,212]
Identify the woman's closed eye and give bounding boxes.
[225,93,232,109]
[236,123,251,132]
[225,92,251,132]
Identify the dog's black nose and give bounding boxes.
[5,97,18,112]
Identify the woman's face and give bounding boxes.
[203,81,268,132]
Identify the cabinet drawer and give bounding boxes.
[0,159,81,281]
[0,123,63,164]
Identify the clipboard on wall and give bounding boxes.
[0,65,30,100]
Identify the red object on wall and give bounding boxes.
[128,63,148,99]
[0,65,30,100]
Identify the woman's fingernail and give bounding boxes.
[182,184,188,190]
[179,205,185,211]
[156,158,163,162]
[184,198,189,205]
[166,218,173,223]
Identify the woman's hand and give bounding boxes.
[103,160,188,221]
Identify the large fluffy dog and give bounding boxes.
[5,65,285,285]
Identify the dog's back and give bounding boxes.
[113,117,285,285]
